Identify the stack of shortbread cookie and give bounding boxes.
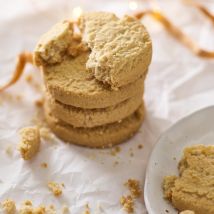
[34,12,152,148]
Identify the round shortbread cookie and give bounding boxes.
[42,52,145,109]
[44,103,145,148]
[45,92,143,128]
[81,13,152,88]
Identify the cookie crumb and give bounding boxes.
[46,205,56,213]
[129,148,134,157]
[40,127,53,141]
[25,74,33,83]
[35,98,44,108]
[114,161,119,166]
[137,144,143,149]
[41,162,48,168]
[1,199,16,214]
[33,205,46,213]
[61,205,69,214]
[120,195,134,213]
[19,200,33,213]
[1,200,57,214]
[130,152,134,157]
[48,181,62,197]
[15,95,22,101]
[125,179,142,198]
[83,204,90,214]
[19,126,40,160]
[110,146,121,156]
[5,146,13,157]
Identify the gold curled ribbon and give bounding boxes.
[183,0,214,23]
[0,52,33,92]
[135,9,214,58]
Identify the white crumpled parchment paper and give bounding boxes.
[0,0,214,213]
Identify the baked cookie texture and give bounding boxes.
[180,211,195,214]
[1,199,16,214]
[45,92,143,128]
[33,11,152,147]
[81,15,152,88]
[45,103,144,148]
[163,145,214,214]
[78,12,118,48]
[34,21,74,66]
[43,52,145,108]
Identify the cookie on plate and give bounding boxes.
[163,145,214,214]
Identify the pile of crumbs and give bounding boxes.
[125,179,142,198]
[120,179,142,213]
[120,195,134,214]
[48,181,63,197]
[0,93,23,104]
[1,199,62,214]
[1,199,16,214]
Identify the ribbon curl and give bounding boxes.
[135,5,214,58]
[0,52,33,92]
[183,0,214,23]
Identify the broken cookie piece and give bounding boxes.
[19,126,40,160]
[48,181,62,197]
[163,145,214,214]
[85,14,152,88]
[1,199,16,214]
[35,12,152,89]
[34,21,74,66]
[34,20,88,67]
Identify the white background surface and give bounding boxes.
[0,0,214,213]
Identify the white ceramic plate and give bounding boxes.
[144,106,214,214]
